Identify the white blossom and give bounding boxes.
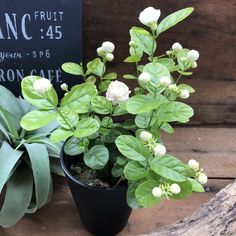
[160,76,172,86]
[97,47,104,55]
[172,42,183,51]
[152,187,162,198]
[138,72,151,84]
[180,90,190,99]
[106,81,131,105]
[187,50,200,62]
[198,173,208,185]
[106,53,114,61]
[33,78,52,94]
[170,183,181,194]
[139,7,161,26]
[154,143,166,157]
[102,41,115,53]
[188,159,199,171]
[140,131,153,142]
[60,83,68,91]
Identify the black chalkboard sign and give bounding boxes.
[0,0,82,96]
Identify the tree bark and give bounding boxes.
[144,181,236,236]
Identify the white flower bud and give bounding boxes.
[152,187,162,198]
[97,47,104,55]
[129,40,136,47]
[198,173,208,185]
[106,53,114,62]
[166,50,172,56]
[60,83,68,91]
[187,50,200,62]
[154,143,166,157]
[139,7,161,26]
[188,159,199,171]
[140,131,153,142]
[160,76,172,86]
[138,72,151,84]
[106,81,131,105]
[172,42,183,51]
[33,78,52,94]
[180,90,190,99]
[191,61,198,69]
[170,183,181,194]
[168,84,178,91]
[102,41,115,53]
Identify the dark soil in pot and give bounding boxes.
[60,148,132,236]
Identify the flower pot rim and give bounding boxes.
[60,142,127,192]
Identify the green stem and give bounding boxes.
[113,176,123,188]
[147,88,157,130]
[15,139,25,151]
[150,30,156,62]
[176,74,182,84]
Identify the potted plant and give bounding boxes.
[0,85,63,228]
[20,6,208,235]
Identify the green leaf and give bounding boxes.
[135,112,156,128]
[135,180,163,207]
[111,164,123,177]
[84,145,109,169]
[177,70,193,76]
[157,7,194,34]
[100,80,111,92]
[123,74,137,80]
[0,163,33,227]
[103,72,117,81]
[150,155,187,182]
[170,180,193,199]
[0,85,23,119]
[127,181,142,209]
[57,108,79,129]
[188,178,205,192]
[74,118,100,138]
[62,62,83,75]
[160,123,174,134]
[50,128,73,142]
[64,137,85,156]
[24,143,51,209]
[101,117,113,128]
[0,107,19,139]
[153,58,176,72]
[87,58,105,77]
[91,96,113,115]
[115,135,150,162]
[156,101,194,123]
[21,76,58,109]
[143,62,170,85]
[124,55,141,63]
[0,142,23,193]
[61,82,97,113]
[178,84,195,93]
[124,161,148,180]
[130,27,156,56]
[126,94,165,114]
[21,110,57,131]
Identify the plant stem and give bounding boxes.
[15,139,25,151]
[176,74,182,84]
[147,88,157,129]
[113,176,123,189]
[150,30,156,62]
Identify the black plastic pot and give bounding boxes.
[60,147,132,236]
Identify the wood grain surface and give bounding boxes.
[82,0,236,124]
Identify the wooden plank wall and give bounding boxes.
[83,0,236,124]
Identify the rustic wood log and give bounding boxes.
[145,181,236,236]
